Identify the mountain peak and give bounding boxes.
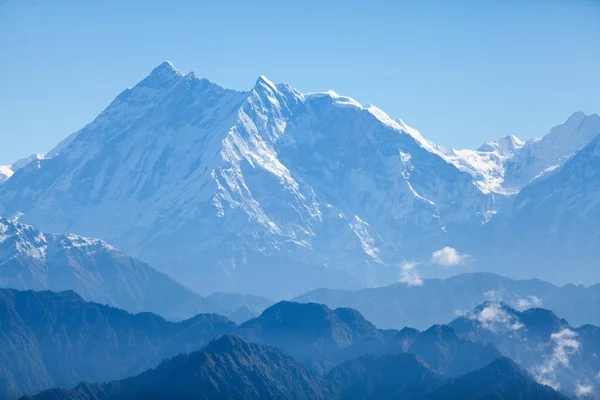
[205,335,249,353]
[136,60,184,90]
[185,70,198,80]
[152,60,181,76]
[423,324,458,340]
[566,111,587,122]
[477,134,524,155]
[254,75,277,90]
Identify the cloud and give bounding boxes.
[398,261,423,286]
[515,295,543,311]
[484,289,501,301]
[430,246,471,267]
[534,328,581,390]
[575,382,594,398]
[466,302,523,332]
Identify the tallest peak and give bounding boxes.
[254,75,277,90]
[151,60,182,76]
[137,60,183,89]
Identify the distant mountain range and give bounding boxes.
[234,301,501,377]
[295,272,600,329]
[3,288,591,399]
[0,218,272,321]
[0,61,598,296]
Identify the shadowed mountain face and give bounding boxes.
[22,336,330,400]
[294,272,600,329]
[233,301,390,371]
[0,289,236,399]
[325,353,444,399]
[423,357,570,400]
[387,324,503,377]
[23,337,568,400]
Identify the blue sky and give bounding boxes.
[0,0,599,164]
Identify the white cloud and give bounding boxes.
[430,246,471,267]
[484,289,501,301]
[597,370,600,380]
[466,302,523,332]
[575,382,594,398]
[515,295,543,311]
[534,328,581,390]
[398,261,423,286]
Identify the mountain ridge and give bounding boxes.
[0,217,273,321]
[0,287,237,399]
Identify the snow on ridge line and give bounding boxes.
[0,165,13,181]
[0,217,116,253]
[305,90,362,109]
[304,90,418,136]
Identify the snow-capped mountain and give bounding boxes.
[433,112,600,195]
[484,132,600,284]
[0,165,11,184]
[0,216,209,319]
[504,112,600,188]
[0,61,493,296]
[0,61,598,296]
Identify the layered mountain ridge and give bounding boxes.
[6,290,573,400]
[294,272,600,329]
[1,61,599,296]
[0,288,236,399]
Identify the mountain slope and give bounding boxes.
[396,324,502,377]
[326,353,444,399]
[504,112,600,189]
[23,336,329,400]
[486,132,600,283]
[423,357,570,400]
[0,217,209,320]
[0,165,12,184]
[0,61,490,297]
[0,288,236,399]
[0,154,44,185]
[439,112,600,195]
[234,301,389,370]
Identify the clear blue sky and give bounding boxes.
[1,0,599,164]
